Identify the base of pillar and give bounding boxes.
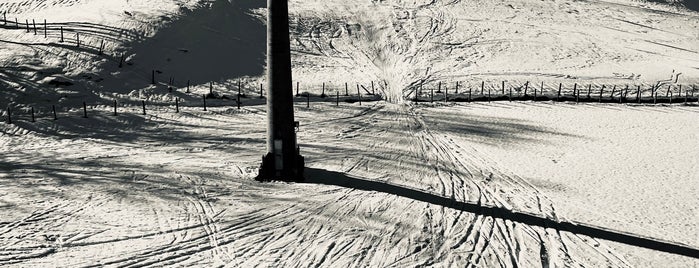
[256,150,305,182]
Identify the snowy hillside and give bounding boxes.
[1,0,698,267]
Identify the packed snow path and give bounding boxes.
[1,101,697,267]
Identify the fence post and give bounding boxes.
[25,19,29,32]
[430,87,434,103]
[586,84,591,99]
[186,80,190,93]
[113,99,118,116]
[209,81,213,95]
[666,85,671,97]
[60,26,63,42]
[76,32,79,48]
[445,84,448,103]
[142,100,146,115]
[52,105,57,120]
[6,107,11,124]
[176,98,179,113]
[33,19,36,35]
[344,82,348,96]
[508,87,512,102]
[99,39,104,55]
[31,107,35,122]
[321,82,326,97]
[336,91,339,106]
[82,102,87,118]
[297,81,300,96]
[574,83,578,103]
[637,85,641,103]
[238,93,241,109]
[557,83,561,102]
[481,81,485,95]
[357,85,362,106]
[502,81,505,95]
[371,81,375,95]
[653,90,657,104]
[524,81,529,96]
[455,81,459,94]
[203,94,207,111]
[260,83,264,98]
[621,85,627,103]
[437,81,442,93]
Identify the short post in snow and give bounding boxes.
[44,19,47,38]
[31,107,35,122]
[60,26,63,42]
[32,19,36,35]
[202,94,207,111]
[76,32,79,48]
[321,82,326,98]
[82,101,87,118]
[6,107,11,124]
[357,85,362,105]
[509,87,512,102]
[574,83,579,103]
[260,83,264,98]
[481,81,485,95]
[371,81,375,95]
[238,93,241,110]
[524,81,529,96]
[306,93,310,108]
[336,91,339,106]
[455,81,460,94]
[437,81,442,93]
[175,98,179,113]
[637,85,641,103]
[468,88,472,102]
[142,100,146,115]
[52,105,57,120]
[113,100,118,116]
[557,83,561,102]
[502,81,505,95]
[25,19,29,32]
[297,81,300,96]
[186,80,190,93]
[344,82,348,96]
[209,81,213,95]
[430,87,434,103]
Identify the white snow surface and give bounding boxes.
[1,0,698,267]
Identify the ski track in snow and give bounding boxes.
[0,101,655,267]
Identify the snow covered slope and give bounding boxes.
[1,0,698,267]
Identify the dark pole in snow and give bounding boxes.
[31,107,35,122]
[119,54,124,68]
[336,91,339,106]
[175,98,179,113]
[260,83,264,98]
[455,81,459,94]
[52,105,57,120]
[186,80,190,93]
[142,101,146,115]
[76,32,79,48]
[202,94,207,111]
[82,102,87,118]
[44,19,46,38]
[637,86,641,103]
[6,107,11,124]
[258,0,304,181]
[25,19,29,32]
[344,82,348,96]
[557,83,561,102]
[113,100,118,116]
[60,26,63,42]
[502,81,505,95]
[32,19,36,35]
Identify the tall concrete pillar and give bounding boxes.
[257,0,304,181]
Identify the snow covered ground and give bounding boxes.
[1,0,698,267]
